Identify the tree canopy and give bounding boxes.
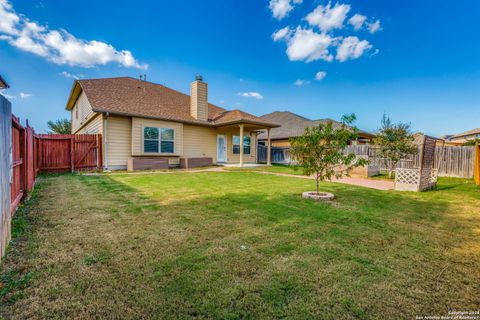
[373,114,417,177]
[47,118,71,134]
[289,114,367,194]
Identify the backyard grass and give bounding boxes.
[0,171,479,319]
[224,163,303,175]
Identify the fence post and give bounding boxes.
[475,144,480,185]
[97,134,103,170]
[70,136,74,173]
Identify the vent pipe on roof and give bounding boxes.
[190,75,208,121]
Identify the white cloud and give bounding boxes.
[19,92,32,99]
[269,0,302,20]
[305,2,351,32]
[294,79,310,86]
[367,19,381,34]
[0,0,146,69]
[336,36,372,62]
[284,27,335,62]
[0,90,16,100]
[0,0,19,35]
[237,92,264,100]
[60,71,83,79]
[348,14,367,31]
[272,26,291,42]
[314,71,327,80]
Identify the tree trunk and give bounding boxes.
[316,175,319,194]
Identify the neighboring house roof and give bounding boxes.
[0,75,9,89]
[450,128,480,139]
[65,77,278,128]
[257,111,374,140]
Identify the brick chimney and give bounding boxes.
[190,75,208,121]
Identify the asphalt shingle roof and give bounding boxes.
[68,77,278,128]
[257,111,373,140]
[451,128,480,138]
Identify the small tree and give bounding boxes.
[463,139,480,146]
[373,114,417,178]
[289,114,367,195]
[47,118,71,134]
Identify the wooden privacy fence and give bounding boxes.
[36,134,103,173]
[1,95,12,259]
[259,144,476,178]
[1,110,103,261]
[475,144,480,185]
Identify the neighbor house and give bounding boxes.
[66,76,279,170]
[443,128,480,145]
[0,75,9,89]
[257,111,375,147]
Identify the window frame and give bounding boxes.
[143,126,175,154]
[232,135,251,155]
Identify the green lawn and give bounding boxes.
[224,163,303,175]
[1,172,479,319]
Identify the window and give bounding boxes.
[232,135,251,154]
[144,127,174,153]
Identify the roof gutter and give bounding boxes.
[91,108,280,129]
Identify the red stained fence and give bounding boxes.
[2,111,103,261]
[9,126,103,212]
[36,134,103,173]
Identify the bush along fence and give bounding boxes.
[0,104,103,261]
[258,144,478,179]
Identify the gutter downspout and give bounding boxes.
[103,112,109,171]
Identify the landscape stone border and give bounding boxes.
[302,191,335,201]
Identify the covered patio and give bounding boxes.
[213,114,280,167]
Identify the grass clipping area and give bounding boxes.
[1,172,479,319]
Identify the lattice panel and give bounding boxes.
[429,169,438,185]
[395,168,420,185]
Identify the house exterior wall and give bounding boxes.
[131,117,184,165]
[106,115,132,169]
[72,110,262,169]
[217,127,257,163]
[183,124,217,162]
[76,113,103,135]
[190,81,208,121]
[450,133,480,143]
[270,139,290,147]
[71,91,95,133]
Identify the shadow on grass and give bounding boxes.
[1,172,479,319]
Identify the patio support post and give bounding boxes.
[267,128,271,165]
[239,124,244,167]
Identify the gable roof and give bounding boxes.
[0,75,9,89]
[257,111,374,140]
[66,77,278,128]
[451,128,480,139]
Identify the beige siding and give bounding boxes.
[190,81,208,121]
[106,116,132,168]
[271,139,290,147]
[131,117,184,165]
[76,113,103,134]
[218,127,257,163]
[183,125,217,162]
[71,91,95,133]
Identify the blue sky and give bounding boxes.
[1,0,479,136]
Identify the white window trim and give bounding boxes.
[143,126,175,154]
[232,135,251,155]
